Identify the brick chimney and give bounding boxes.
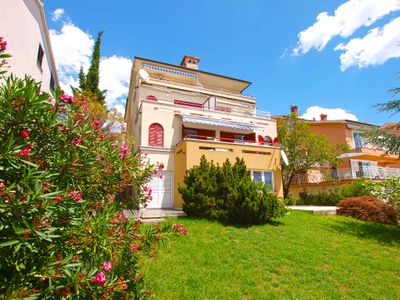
[290,105,298,116]
[180,55,200,70]
[320,114,327,121]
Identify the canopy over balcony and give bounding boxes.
[179,114,264,132]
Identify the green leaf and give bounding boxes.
[0,239,20,247]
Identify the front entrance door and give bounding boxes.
[147,171,173,208]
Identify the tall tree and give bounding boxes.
[365,86,400,155]
[78,66,86,91]
[278,115,348,198]
[80,31,106,105]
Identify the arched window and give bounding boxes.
[146,95,158,101]
[149,123,164,147]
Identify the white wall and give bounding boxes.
[0,0,58,92]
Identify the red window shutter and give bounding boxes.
[149,123,163,147]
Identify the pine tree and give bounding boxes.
[365,86,400,155]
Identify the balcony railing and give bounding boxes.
[292,167,400,185]
[143,97,271,119]
[180,135,279,148]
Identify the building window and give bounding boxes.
[37,44,44,71]
[264,135,273,144]
[146,95,158,101]
[353,132,364,148]
[50,73,55,91]
[183,128,198,138]
[149,123,164,147]
[251,171,274,191]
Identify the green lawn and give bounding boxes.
[141,211,400,300]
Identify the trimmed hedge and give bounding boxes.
[337,196,399,225]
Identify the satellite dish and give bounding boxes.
[138,69,150,82]
[280,149,289,166]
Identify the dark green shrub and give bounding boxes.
[284,195,299,205]
[179,156,286,225]
[298,190,342,206]
[337,196,399,225]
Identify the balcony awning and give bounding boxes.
[180,114,264,131]
[339,152,400,163]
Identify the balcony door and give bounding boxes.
[350,159,378,179]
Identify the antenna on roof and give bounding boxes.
[138,69,150,83]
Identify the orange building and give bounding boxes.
[277,106,400,196]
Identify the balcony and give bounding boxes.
[142,96,271,120]
[180,135,277,148]
[292,167,400,185]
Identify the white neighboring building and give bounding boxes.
[0,0,58,92]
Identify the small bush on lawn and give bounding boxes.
[179,156,286,225]
[337,196,399,225]
[298,190,342,206]
[0,43,185,299]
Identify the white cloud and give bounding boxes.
[49,23,94,94]
[99,55,132,108]
[50,23,132,110]
[51,8,65,22]
[335,17,400,71]
[114,104,126,116]
[301,106,358,121]
[293,0,400,55]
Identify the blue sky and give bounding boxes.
[43,0,400,125]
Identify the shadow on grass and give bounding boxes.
[174,216,285,228]
[328,218,400,247]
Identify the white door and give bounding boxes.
[147,171,173,208]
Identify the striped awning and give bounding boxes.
[180,115,264,131]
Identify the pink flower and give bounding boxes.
[143,186,149,193]
[69,191,82,202]
[90,119,100,129]
[4,199,9,204]
[159,162,165,170]
[0,182,5,189]
[56,196,62,202]
[96,157,101,161]
[130,244,139,252]
[173,223,189,236]
[18,146,32,157]
[143,151,148,156]
[72,138,81,145]
[60,92,74,104]
[92,272,107,286]
[103,261,112,272]
[0,37,7,52]
[159,174,165,180]
[119,144,129,159]
[99,134,105,140]
[20,129,30,138]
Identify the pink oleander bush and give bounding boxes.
[0,40,187,299]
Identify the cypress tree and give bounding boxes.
[86,31,105,104]
[78,66,86,91]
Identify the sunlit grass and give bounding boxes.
[141,211,400,299]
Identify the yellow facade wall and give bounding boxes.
[174,140,283,208]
